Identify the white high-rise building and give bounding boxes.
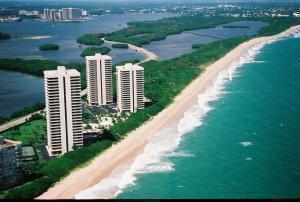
[69,8,81,20]
[86,53,113,106]
[43,9,50,20]
[58,9,63,20]
[49,9,56,20]
[44,66,83,156]
[62,8,70,20]
[116,63,144,113]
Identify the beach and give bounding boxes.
[37,25,300,199]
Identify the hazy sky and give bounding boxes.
[1,0,299,1]
[1,0,300,3]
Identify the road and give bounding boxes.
[0,110,44,133]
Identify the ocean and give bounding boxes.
[76,31,300,199]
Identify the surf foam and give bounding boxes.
[240,142,253,147]
[75,40,270,200]
[21,35,52,40]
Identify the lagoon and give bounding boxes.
[0,13,178,117]
[144,21,268,60]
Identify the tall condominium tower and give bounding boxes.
[44,66,83,156]
[116,63,144,113]
[86,53,113,106]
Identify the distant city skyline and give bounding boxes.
[1,0,300,2]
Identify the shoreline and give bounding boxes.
[37,25,300,199]
[0,39,156,132]
[102,38,159,64]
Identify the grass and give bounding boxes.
[0,119,46,145]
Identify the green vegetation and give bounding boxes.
[1,15,300,199]
[111,43,129,49]
[38,44,59,51]
[0,59,86,89]
[80,47,111,57]
[3,138,113,199]
[222,25,250,28]
[0,58,60,77]
[104,15,242,46]
[76,33,105,45]
[256,17,300,36]
[0,32,11,40]
[0,119,46,145]
[113,59,140,68]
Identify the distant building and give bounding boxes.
[49,9,56,20]
[116,63,144,113]
[60,8,81,20]
[58,9,63,20]
[43,9,50,20]
[43,8,85,21]
[61,8,70,20]
[86,53,113,106]
[293,11,300,17]
[69,8,82,20]
[82,10,88,17]
[44,66,83,156]
[0,136,23,190]
[19,10,39,16]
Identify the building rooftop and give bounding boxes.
[116,63,144,71]
[0,136,21,149]
[85,53,112,60]
[44,66,80,78]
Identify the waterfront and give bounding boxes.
[113,32,300,199]
[144,20,268,60]
[71,29,300,199]
[0,10,298,198]
[0,17,266,117]
[0,13,177,117]
[0,13,178,63]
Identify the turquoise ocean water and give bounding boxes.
[76,33,300,199]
